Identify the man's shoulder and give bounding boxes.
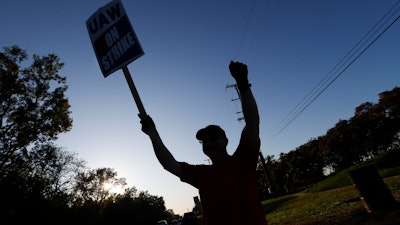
[180,162,211,171]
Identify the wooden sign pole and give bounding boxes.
[122,66,147,118]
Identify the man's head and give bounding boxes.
[196,125,228,161]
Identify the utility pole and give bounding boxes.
[226,84,244,122]
[226,83,275,197]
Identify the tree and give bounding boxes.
[0,142,85,224]
[270,153,293,195]
[370,87,400,152]
[27,143,85,203]
[293,138,325,185]
[73,167,127,205]
[99,189,169,225]
[0,45,72,175]
[0,45,75,224]
[131,191,168,225]
[320,119,359,171]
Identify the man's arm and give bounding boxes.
[139,115,182,177]
[240,87,260,139]
[229,61,260,147]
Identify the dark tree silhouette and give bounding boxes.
[0,45,72,174]
[0,45,76,224]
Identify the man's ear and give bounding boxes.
[224,137,228,146]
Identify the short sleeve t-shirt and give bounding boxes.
[180,137,267,225]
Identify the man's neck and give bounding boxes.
[211,152,229,164]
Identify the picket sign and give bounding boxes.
[86,0,147,117]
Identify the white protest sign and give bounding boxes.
[86,0,144,77]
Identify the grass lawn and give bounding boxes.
[263,175,400,225]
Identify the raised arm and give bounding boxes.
[139,115,182,177]
[229,61,260,145]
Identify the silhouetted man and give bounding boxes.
[139,61,268,225]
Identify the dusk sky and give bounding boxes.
[2,0,399,215]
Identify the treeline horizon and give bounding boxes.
[257,86,400,198]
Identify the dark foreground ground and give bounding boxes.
[298,207,400,225]
[299,192,400,225]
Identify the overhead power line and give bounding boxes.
[235,0,256,59]
[267,1,400,144]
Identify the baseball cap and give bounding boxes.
[196,125,226,141]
